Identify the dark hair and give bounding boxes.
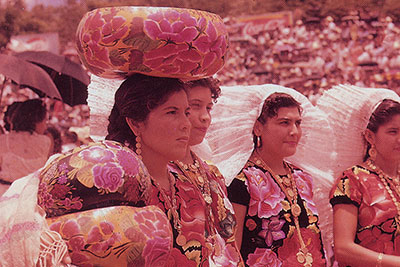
[106,73,186,150]
[364,99,400,161]
[184,77,221,103]
[3,101,21,132]
[253,92,302,147]
[10,99,47,133]
[45,126,62,154]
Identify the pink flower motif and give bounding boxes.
[50,183,69,199]
[87,226,103,243]
[133,207,171,239]
[117,149,141,176]
[293,170,318,214]
[358,227,394,254]
[70,252,91,266]
[100,221,114,235]
[61,219,81,239]
[258,216,286,246]
[60,197,83,210]
[245,167,285,218]
[193,21,227,68]
[38,183,54,209]
[93,162,124,192]
[142,236,171,267]
[144,10,198,43]
[69,236,86,251]
[246,248,282,267]
[57,174,68,184]
[101,16,128,44]
[80,146,115,163]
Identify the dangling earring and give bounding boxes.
[368,144,377,161]
[256,136,262,148]
[135,135,142,159]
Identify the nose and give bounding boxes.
[180,113,191,133]
[290,123,300,136]
[200,109,211,123]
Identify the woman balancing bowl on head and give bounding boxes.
[317,85,400,267]
[204,84,331,266]
[167,77,244,266]
[0,6,232,267]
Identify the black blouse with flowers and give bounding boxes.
[228,159,326,266]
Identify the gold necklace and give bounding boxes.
[175,152,212,205]
[253,152,313,267]
[365,159,400,234]
[151,172,181,232]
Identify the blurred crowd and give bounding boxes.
[216,13,400,104]
[2,13,400,137]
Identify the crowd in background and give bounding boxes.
[216,13,400,104]
[2,13,400,137]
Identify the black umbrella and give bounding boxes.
[0,54,61,105]
[15,51,90,106]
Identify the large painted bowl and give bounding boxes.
[76,6,229,80]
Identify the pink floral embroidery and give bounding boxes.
[246,248,282,267]
[142,236,171,267]
[117,149,140,176]
[93,162,124,192]
[245,167,285,218]
[293,170,317,214]
[61,219,81,239]
[258,216,286,246]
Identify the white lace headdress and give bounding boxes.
[196,83,336,186]
[316,84,400,180]
[87,74,122,142]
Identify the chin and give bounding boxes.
[189,137,204,147]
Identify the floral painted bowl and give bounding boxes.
[76,6,229,80]
[46,205,173,266]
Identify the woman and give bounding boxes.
[168,77,244,266]
[0,99,52,195]
[0,74,189,266]
[204,84,333,266]
[318,85,400,266]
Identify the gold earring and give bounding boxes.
[368,144,377,161]
[256,136,262,148]
[136,135,142,159]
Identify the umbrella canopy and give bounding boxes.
[0,54,61,101]
[15,51,90,106]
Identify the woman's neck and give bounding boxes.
[374,156,399,178]
[141,149,170,190]
[180,147,194,165]
[255,148,286,175]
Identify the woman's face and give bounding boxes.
[368,114,400,164]
[136,90,191,162]
[254,106,302,159]
[186,85,213,146]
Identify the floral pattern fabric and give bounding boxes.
[76,6,229,80]
[228,159,326,267]
[37,141,172,266]
[164,155,244,267]
[330,165,400,255]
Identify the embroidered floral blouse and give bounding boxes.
[228,158,326,267]
[37,141,173,266]
[166,154,244,267]
[330,164,400,255]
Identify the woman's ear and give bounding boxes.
[125,117,142,136]
[363,129,375,145]
[253,120,263,137]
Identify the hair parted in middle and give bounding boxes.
[105,73,186,150]
[253,92,302,148]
